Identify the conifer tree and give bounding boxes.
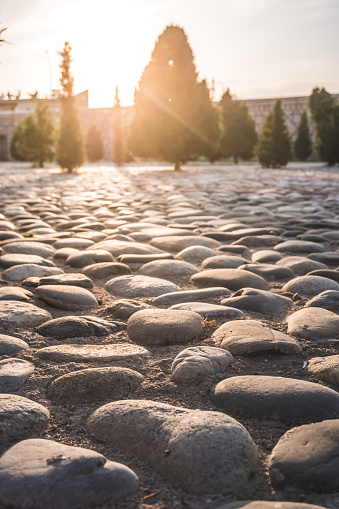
[86,125,104,162]
[10,101,55,167]
[255,99,291,168]
[294,110,312,161]
[308,87,339,166]
[219,89,257,164]
[56,42,84,173]
[129,25,219,170]
[112,86,124,166]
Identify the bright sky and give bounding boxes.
[0,0,338,108]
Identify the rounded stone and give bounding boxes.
[105,275,180,298]
[201,255,249,270]
[151,287,231,307]
[282,275,339,298]
[2,264,63,282]
[176,245,217,264]
[0,301,52,327]
[0,358,34,392]
[139,259,198,281]
[305,290,339,311]
[277,256,328,276]
[82,261,131,279]
[0,286,33,302]
[171,346,234,382]
[35,285,98,311]
[89,239,162,256]
[269,420,339,493]
[47,367,144,403]
[170,302,245,320]
[127,308,203,345]
[150,235,221,252]
[210,375,339,424]
[38,273,94,289]
[0,438,139,509]
[190,269,270,291]
[53,238,95,249]
[252,250,283,263]
[0,334,29,356]
[287,307,339,339]
[65,249,114,268]
[212,320,302,356]
[87,399,259,495]
[0,394,50,446]
[307,355,339,385]
[2,241,55,258]
[274,240,325,254]
[221,288,293,314]
[239,263,295,282]
[37,343,149,363]
[0,253,54,268]
[219,503,326,509]
[36,315,125,338]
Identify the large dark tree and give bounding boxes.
[129,25,219,170]
[86,125,104,162]
[255,99,291,168]
[10,101,55,167]
[219,89,257,164]
[56,42,84,173]
[294,110,312,161]
[112,86,125,166]
[308,87,339,166]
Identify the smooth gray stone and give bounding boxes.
[149,235,221,252]
[117,253,174,264]
[35,285,98,311]
[282,276,339,298]
[308,252,339,264]
[66,249,114,268]
[307,269,339,283]
[106,275,180,298]
[0,286,33,302]
[212,320,302,356]
[36,315,125,338]
[0,439,139,509]
[0,231,22,240]
[0,301,52,327]
[205,227,282,241]
[89,239,162,256]
[87,400,259,495]
[127,309,203,345]
[0,334,29,355]
[275,240,325,254]
[176,245,217,264]
[82,261,131,279]
[232,235,284,247]
[0,253,55,268]
[171,346,234,382]
[53,238,95,249]
[217,245,252,258]
[306,290,339,311]
[170,302,245,320]
[210,375,339,424]
[307,354,339,385]
[190,269,270,291]
[287,307,339,339]
[139,259,198,281]
[220,502,327,509]
[221,288,293,314]
[239,263,295,281]
[277,256,328,276]
[151,287,231,307]
[251,250,283,263]
[0,358,34,392]
[2,241,55,258]
[47,367,144,403]
[2,264,63,282]
[36,343,149,363]
[38,273,94,289]
[103,299,153,320]
[201,255,249,270]
[53,247,79,260]
[269,420,339,493]
[0,394,49,446]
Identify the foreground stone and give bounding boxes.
[171,346,234,382]
[287,307,339,340]
[0,394,50,446]
[212,320,302,355]
[305,290,339,311]
[139,259,198,281]
[269,420,339,493]
[35,285,98,311]
[190,269,270,291]
[0,334,29,355]
[307,355,339,385]
[87,399,258,494]
[2,264,63,281]
[282,275,339,298]
[0,439,139,509]
[127,309,203,345]
[37,343,149,362]
[151,287,231,307]
[210,375,339,424]
[219,502,327,509]
[106,274,180,298]
[2,241,55,258]
[221,288,293,315]
[38,273,94,289]
[36,315,125,338]
[170,301,245,320]
[0,358,34,392]
[0,285,33,302]
[47,367,144,403]
[0,301,52,327]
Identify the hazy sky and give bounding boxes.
[0,0,338,108]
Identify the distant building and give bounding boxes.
[0,90,338,162]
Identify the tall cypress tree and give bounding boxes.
[129,25,218,170]
[112,86,124,166]
[255,99,291,168]
[308,87,339,166]
[56,42,84,173]
[219,89,257,164]
[294,110,312,161]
